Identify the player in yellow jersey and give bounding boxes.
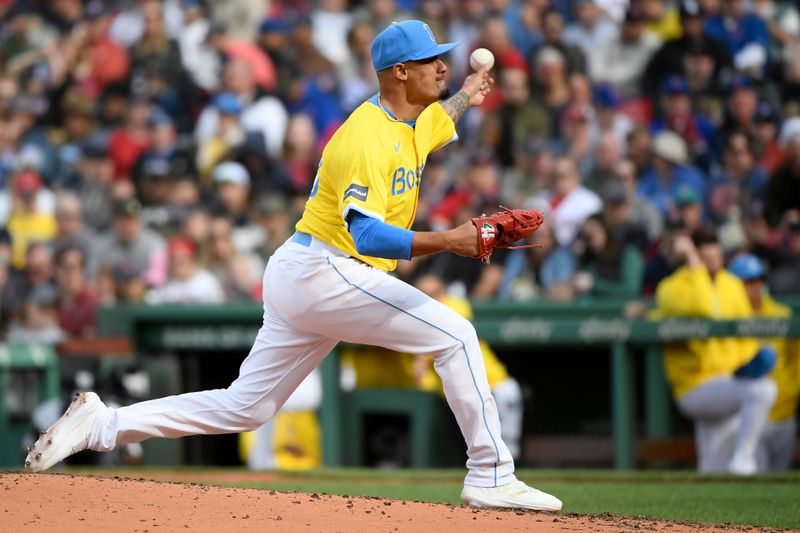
[729,254,799,471]
[26,20,561,512]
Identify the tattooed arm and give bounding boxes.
[441,69,494,123]
[441,90,471,123]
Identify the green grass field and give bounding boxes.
[77,468,800,530]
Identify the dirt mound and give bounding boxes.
[0,473,762,532]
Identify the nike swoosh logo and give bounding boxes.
[394,142,401,152]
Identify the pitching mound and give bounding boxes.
[0,473,763,532]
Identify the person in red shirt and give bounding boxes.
[55,244,97,339]
[107,100,152,181]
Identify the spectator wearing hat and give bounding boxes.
[720,75,761,141]
[753,102,785,173]
[637,130,706,218]
[602,159,665,247]
[764,117,800,229]
[654,230,776,475]
[196,93,246,182]
[728,253,799,472]
[195,60,288,159]
[590,84,634,148]
[146,235,224,304]
[112,262,147,304]
[256,194,293,263]
[7,170,57,269]
[92,198,166,286]
[257,17,300,99]
[705,0,770,77]
[211,161,262,255]
[484,67,551,169]
[651,75,717,169]
[707,132,768,224]
[533,9,588,76]
[643,0,733,97]
[178,0,220,92]
[563,0,619,63]
[589,6,661,98]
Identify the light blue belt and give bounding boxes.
[291,231,312,247]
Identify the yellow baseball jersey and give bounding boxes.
[295,94,457,271]
[756,295,800,422]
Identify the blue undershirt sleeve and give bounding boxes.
[347,211,414,260]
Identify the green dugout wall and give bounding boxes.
[90,301,800,470]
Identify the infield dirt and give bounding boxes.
[0,472,783,532]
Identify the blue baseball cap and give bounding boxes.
[660,75,689,96]
[371,20,458,72]
[728,254,766,281]
[211,92,243,116]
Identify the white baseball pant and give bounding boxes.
[676,375,777,473]
[757,418,797,472]
[89,234,515,487]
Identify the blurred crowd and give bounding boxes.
[2,0,800,344]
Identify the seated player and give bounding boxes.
[654,231,776,474]
[729,254,799,471]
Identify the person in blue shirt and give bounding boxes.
[637,130,706,218]
[651,75,718,170]
[705,0,771,76]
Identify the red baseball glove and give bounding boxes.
[471,206,544,264]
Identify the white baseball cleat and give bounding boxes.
[24,392,107,473]
[461,479,563,511]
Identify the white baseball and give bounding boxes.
[469,48,495,71]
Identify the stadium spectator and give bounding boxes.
[764,118,800,229]
[637,131,706,218]
[485,67,551,168]
[499,215,576,301]
[642,0,733,97]
[146,235,224,304]
[655,230,776,474]
[652,75,717,170]
[5,283,65,345]
[52,193,95,271]
[530,157,601,247]
[728,254,799,472]
[572,213,644,298]
[534,8,587,75]
[707,132,768,225]
[195,60,288,158]
[704,0,770,77]
[563,0,618,61]
[92,198,166,286]
[589,6,661,98]
[54,244,97,339]
[6,170,56,269]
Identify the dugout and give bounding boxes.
[83,300,800,470]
